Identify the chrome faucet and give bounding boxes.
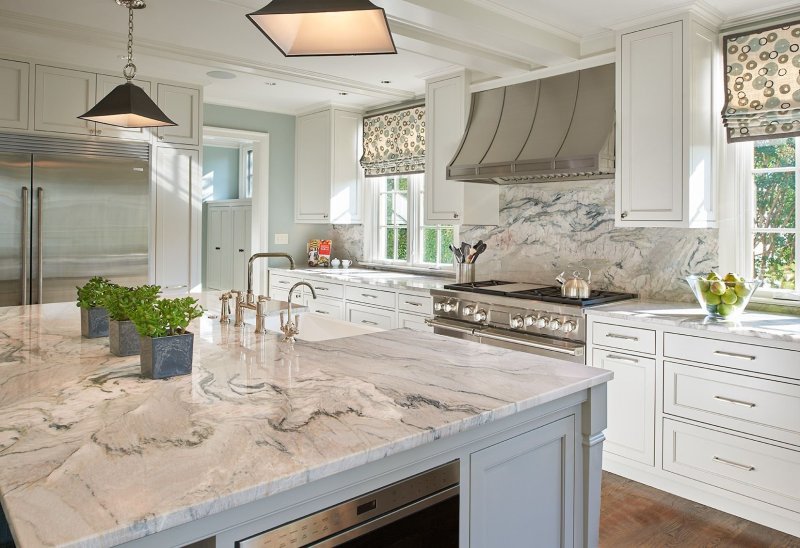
[247,252,295,304]
[232,253,295,332]
[280,281,317,343]
[219,291,232,323]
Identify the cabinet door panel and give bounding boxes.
[330,109,362,224]
[34,65,96,135]
[470,416,575,548]
[95,74,151,141]
[397,312,432,332]
[156,84,199,145]
[0,59,29,130]
[295,110,331,222]
[345,302,395,330]
[425,76,464,224]
[219,207,234,289]
[206,207,224,290]
[232,206,251,291]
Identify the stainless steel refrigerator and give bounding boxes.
[0,134,149,307]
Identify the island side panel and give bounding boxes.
[582,383,608,548]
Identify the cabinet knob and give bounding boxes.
[239,249,245,252]
[621,212,628,219]
[323,214,328,218]
[215,247,221,250]
[158,136,164,141]
[95,129,102,135]
[453,212,459,219]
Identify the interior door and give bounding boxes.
[31,154,149,304]
[0,153,31,306]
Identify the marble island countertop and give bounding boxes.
[268,267,450,294]
[0,301,610,547]
[587,300,800,345]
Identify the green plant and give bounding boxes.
[76,276,116,309]
[129,297,203,338]
[103,284,161,321]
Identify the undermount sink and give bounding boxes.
[263,312,384,342]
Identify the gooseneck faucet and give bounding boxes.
[230,252,296,333]
[280,281,317,343]
[247,252,295,304]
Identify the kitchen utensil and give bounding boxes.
[461,242,471,260]
[456,263,475,283]
[449,244,462,263]
[558,267,592,299]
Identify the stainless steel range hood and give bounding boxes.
[447,63,615,184]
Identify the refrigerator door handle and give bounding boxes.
[36,186,43,304]
[21,186,29,305]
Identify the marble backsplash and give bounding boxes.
[459,179,719,301]
[330,223,365,263]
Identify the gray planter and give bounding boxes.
[109,320,140,357]
[80,307,109,338]
[140,332,194,379]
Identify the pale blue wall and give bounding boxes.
[204,104,331,265]
[202,145,240,201]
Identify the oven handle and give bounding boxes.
[425,317,476,336]
[480,330,584,356]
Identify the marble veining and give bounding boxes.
[270,267,449,294]
[588,300,800,345]
[0,301,609,547]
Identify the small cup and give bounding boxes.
[341,259,352,269]
[331,258,341,268]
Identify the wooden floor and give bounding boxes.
[600,472,800,547]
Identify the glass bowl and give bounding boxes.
[685,275,761,320]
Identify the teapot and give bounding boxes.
[556,266,592,299]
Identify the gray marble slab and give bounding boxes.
[587,300,800,345]
[0,300,609,547]
[270,267,449,294]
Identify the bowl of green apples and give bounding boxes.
[685,272,761,320]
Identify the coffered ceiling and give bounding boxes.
[0,0,796,115]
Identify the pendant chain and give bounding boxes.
[123,5,137,81]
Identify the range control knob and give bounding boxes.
[510,315,525,329]
[562,320,577,334]
[535,316,549,329]
[443,300,456,313]
[548,318,562,331]
[462,305,475,317]
[434,301,444,312]
[473,309,487,322]
[524,315,535,327]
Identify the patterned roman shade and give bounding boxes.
[360,105,425,177]
[722,20,800,143]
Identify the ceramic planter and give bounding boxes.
[140,332,194,379]
[80,307,109,339]
[109,320,140,357]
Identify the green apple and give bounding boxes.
[721,288,738,305]
[709,280,727,296]
[706,271,720,281]
[723,272,739,284]
[703,291,722,305]
[734,282,750,298]
[697,279,710,292]
[717,303,735,317]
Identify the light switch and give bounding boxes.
[274,233,289,245]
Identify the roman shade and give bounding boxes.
[360,105,425,177]
[721,20,800,142]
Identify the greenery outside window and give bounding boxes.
[369,174,455,268]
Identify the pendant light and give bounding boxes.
[79,0,176,128]
[246,0,397,57]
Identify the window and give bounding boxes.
[370,174,455,268]
[239,146,254,199]
[738,137,798,296]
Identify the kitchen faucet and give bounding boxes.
[280,281,317,343]
[232,253,295,331]
[246,252,295,304]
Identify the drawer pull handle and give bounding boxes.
[361,293,378,299]
[315,310,330,315]
[712,456,755,472]
[315,287,329,291]
[714,395,756,408]
[361,320,379,326]
[606,333,639,342]
[278,281,290,285]
[404,301,422,307]
[713,350,756,361]
[606,354,639,364]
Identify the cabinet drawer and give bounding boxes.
[346,303,396,330]
[398,312,433,332]
[270,273,304,292]
[592,322,656,354]
[398,293,433,315]
[664,333,800,379]
[270,288,304,305]
[345,286,396,309]
[308,296,344,320]
[663,419,800,512]
[306,279,344,299]
[664,361,800,447]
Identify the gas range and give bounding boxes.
[428,280,636,363]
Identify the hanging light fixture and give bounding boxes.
[79,0,176,128]
[246,0,397,57]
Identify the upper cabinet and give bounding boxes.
[425,72,498,226]
[616,15,719,228]
[156,84,200,146]
[295,107,363,224]
[0,59,29,130]
[34,65,97,136]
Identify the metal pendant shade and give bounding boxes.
[78,0,176,128]
[246,0,397,57]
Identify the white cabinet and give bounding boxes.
[156,84,200,146]
[616,15,718,227]
[308,296,345,320]
[155,147,200,293]
[424,72,498,226]
[0,59,29,130]
[205,200,252,291]
[591,348,655,465]
[345,302,396,330]
[95,74,152,141]
[295,107,363,224]
[34,65,97,136]
[470,416,575,547]
[397,312,432,332]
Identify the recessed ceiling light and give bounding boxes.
[380,80,391,84]
[206,70,237,80]
[339,92,349,96]
[265,82,277,86]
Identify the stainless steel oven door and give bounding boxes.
[478,327,585,363]
[426,317,480,343]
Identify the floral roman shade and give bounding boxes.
[722,20,800,142]
[360,105,425,177]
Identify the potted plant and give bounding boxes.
[103,284,161,356]
[130,296,203,379]
[76,276,116,339]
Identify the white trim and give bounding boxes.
[469,53,614,93]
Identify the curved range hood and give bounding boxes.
[447,63,615,184]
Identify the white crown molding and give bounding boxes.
[721,3,800,32]
[608,0,724,32]
[0,9,415,102]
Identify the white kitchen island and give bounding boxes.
[0,301,611,547]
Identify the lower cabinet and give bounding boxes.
[398,311,432,332]
[470,416,575,547]
[205,200,252,291]
[308,296,344,320]
[345,302,396,330]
